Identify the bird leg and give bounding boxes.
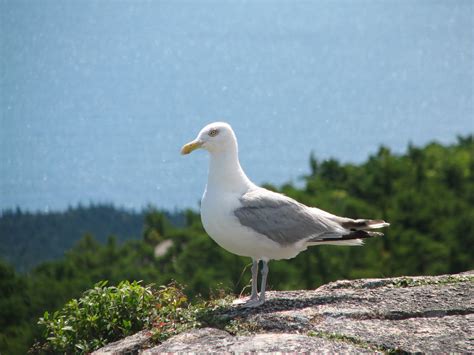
[243,260,268,308]
[259,260,269,303]
[233,259,260,305]
[250,259,259,301]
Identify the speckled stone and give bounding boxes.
[93,330,152,354]
[93,271,474,354]
[144,328,377,353]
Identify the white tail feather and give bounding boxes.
[368,222,390,229]
[307,239,364,247]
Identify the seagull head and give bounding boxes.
[181,122,238,155]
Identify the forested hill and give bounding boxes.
[1,136,473,354]
[0,204,184,271]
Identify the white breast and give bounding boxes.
[199,144,304,261]
[200,187,303,260]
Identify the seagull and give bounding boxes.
[181,122,389,307]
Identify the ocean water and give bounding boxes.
[1,1,473,212]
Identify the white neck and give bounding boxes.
[206,144,253,194]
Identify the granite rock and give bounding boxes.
[93,271,474,353]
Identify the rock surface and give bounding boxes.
[93,330,152,354]
[94,271,473,353]
[143,328,376,353]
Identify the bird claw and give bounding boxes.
[232,295,259,305]
[232,297,249,305]
[241,298,265,308]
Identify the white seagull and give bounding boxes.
[181,122,389,307]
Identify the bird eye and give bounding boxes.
[208,129,218,137]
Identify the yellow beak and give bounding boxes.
[181,140,203,155]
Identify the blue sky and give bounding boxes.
[1,0,473,212]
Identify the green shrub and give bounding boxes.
[150,282,201,343]
[36,280,159,353]
[33,280,235,354]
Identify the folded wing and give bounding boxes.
[234,188,388,246]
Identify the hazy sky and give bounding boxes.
[1,0,473,212]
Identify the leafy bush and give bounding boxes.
[34,279,235,354]
[36,280,159,353]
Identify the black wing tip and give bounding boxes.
[317,230,384,242]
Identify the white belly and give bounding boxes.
[200,189,304,260]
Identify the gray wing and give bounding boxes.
[234,188,347,246]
